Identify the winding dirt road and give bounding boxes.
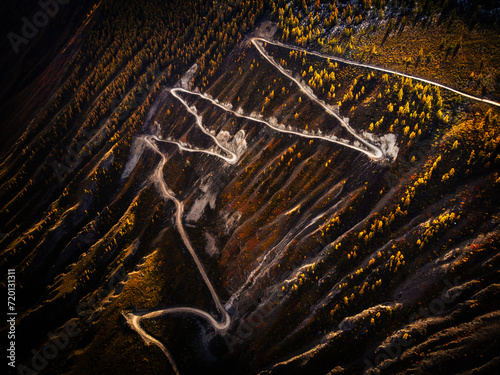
[123,35,498,375]
[251,38,384,160]
[124,136,231,375]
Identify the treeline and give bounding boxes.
[274,0,498,46]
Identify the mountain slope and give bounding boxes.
[1,1,499,375]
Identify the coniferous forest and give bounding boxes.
[1,1,499,374]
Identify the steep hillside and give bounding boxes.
[1,1,499,375]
